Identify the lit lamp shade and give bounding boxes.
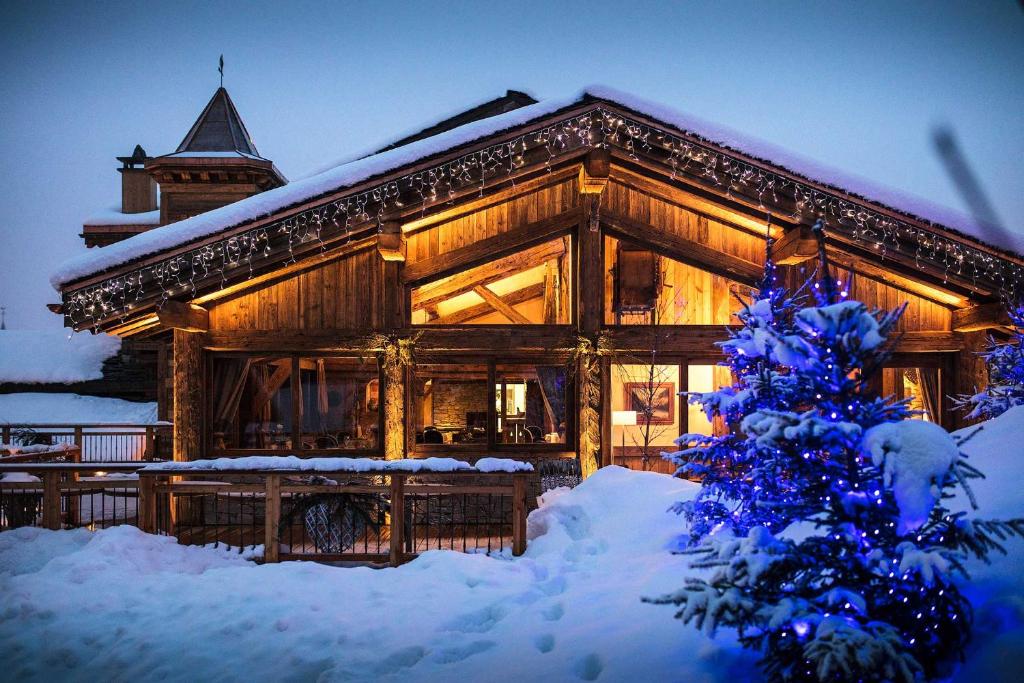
[612,410,638,427]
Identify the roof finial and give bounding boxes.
[218,54,224,88]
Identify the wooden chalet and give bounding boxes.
[51,86,1024,476]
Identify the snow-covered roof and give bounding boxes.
[0,330,120,384]
[82,205,161,227]
[0,392,158,423]
[51,86,1023,290]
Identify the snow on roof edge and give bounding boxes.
[52,86,1024,291]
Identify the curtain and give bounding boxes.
[535,367,566,435]
[914,368,941,423]
[211,358,251,441]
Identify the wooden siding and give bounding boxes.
[208,247,384,331]
[602,181,767,265]
[405,179,579,263]
[780,263,952,332]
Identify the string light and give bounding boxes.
[63,106,1024,329]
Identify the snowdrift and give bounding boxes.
[0,409,1022,681]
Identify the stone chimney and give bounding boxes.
[117,144,157,214]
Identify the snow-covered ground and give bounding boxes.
[1,408,1022,681]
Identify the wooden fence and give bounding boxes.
[0,463,533,566]
[1,423,172,462]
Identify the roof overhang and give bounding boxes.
[56,93,1024,333]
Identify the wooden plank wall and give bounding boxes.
[602,181,767,264]
[779,263,952,332]
[208,247,384,331]
[405,179,578,263]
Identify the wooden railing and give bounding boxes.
[0,463,533,565]
[0,423,172,462]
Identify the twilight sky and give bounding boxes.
[0,0,1021,330]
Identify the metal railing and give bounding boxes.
[0,463,533,566]
[1,423,172,462]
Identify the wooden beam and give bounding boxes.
[952,302,1011,332]
[173,329,204,461]
[472,285,532,324]
[579,149,610,194]
[543,261,558,324]
[892,331,964,353]
[602,209,763,286]
[412,240,566,311]
[432,282,544,325]
[403,208,579,285]
[377,221,406,262]
[578,196,604,335]
[157,301,209,332]
[774,225,817,265]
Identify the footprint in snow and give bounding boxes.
[430,639,496,664]
[574,653,603,681]
[541,602,564,621]
[443,603,510,633]
[534,633,556,653]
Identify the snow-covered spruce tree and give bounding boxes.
[650,228,1024,682]
[667,230,807,540]
[954,301,1024,420]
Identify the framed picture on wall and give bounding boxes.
[623,382,675,425]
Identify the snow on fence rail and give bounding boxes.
[0,423,173,462]
[0,459,535,565]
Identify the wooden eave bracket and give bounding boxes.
[377,220,406,262]
[773,225,818,265]
[952,302,1012,332]
[157,300,209,333]
[579,149,611,195]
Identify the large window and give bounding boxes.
[209,354,381,454]
[410,237,572,325]
[412,360,572,450]
[603,236,746,326]
[610,360,731,467]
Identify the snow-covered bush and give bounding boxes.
[655,246,1024,682]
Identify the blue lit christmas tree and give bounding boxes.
[667,225,808,540]
[653,223,1024,682]
[955,302,1024,420]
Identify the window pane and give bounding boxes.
[298,357,379,450]
[410,237,571,325]
[604,236,746,325]
[413,364,489,445]
[611,364,680,460]
[210,356,293,450]
[495,364,568,444]
[883,367,941,422]
[686,365,732,436]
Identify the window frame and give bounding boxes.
[206,351,384,458]
[409,356,576,456]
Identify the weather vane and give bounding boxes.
[218,54,224,88]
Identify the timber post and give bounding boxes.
[137,474,157,534]
[264,474,281,563]
[42,471,62,530]
[389,473,406,566]
[512,474,528,556]
[381,336,410,460]
[172,328,204,462]
[954,330,990,430]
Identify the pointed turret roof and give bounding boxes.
[175,87,263,158]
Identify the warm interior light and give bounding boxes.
[612,410,637,426]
